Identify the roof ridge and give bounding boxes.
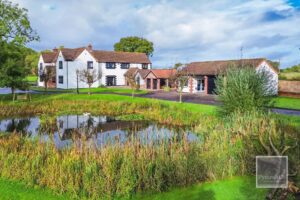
[190,58,266,64]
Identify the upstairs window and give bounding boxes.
[106,62,116,69]
[39,63,43,71]
[59,61,63,69]
[87,61,93,69]
[121,63,130,69]
[142,63,148,69]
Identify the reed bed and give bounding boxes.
[0,133,206,199]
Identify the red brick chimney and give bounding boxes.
[87,44,93,52]
[53,47,58,52]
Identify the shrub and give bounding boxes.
[163,86,171,92]
[215,66,274,116]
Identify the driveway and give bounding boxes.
[141,91,219,105]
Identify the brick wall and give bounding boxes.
[279,80,300,94]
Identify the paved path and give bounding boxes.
[0,88,38,95]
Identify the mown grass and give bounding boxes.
[273,96,300,110]
[279,72,300,81]
[0,178,70,200]
[26,75,38,83]
[134,176,267,200]
[29,86,149,95]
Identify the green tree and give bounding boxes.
[24,49,39,75]
[215,65,274,116]
[0,42,30,101]
[0,0,38,44]
[174,63,184,69]
[114,36,154,57]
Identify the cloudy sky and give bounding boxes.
[12,0,300,68]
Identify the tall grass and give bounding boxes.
[0,133,206,199]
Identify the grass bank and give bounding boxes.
[273,96,300,110]
[0,178,69,200]
[135,176,267,200]
[29,86,149,95]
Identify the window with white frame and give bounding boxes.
[142,63,148,69]
[87,61,93,69]
[58,76,63,84]
[121,63,130,69]
[106,62,116,69]
[59,61,63,69]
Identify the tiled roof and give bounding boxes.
[41,52,58,63]
[183,58,277,75]
[61,47,86,61]
[91,50,151,64]
[149,69,177,79]
[42,45,151,63]
[124,68,151,79]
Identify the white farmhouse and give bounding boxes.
[180,58,279,95]
[38,45,151,89]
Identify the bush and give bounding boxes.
[163,86,171,92]
[215,67,274,116]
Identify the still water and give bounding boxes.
[0,115,198,149]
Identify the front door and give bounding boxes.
[106,76,116,86]
[197,79,205,92]
[146,79,151,89]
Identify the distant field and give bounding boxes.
[26,75,38,82]
[279,72,300,81]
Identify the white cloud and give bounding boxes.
[11,0,300,68]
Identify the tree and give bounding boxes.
[0,42,30,101]
[24,49,39,75]
[79,69,102,95]
[39,65,55,94]
[0,0,39,44]
[215,65,274,116]
[114,36,154,57]
[174,63,184,69]
[126,73,140,98]
[169,69,190,103]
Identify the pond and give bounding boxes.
[0,114,198,149]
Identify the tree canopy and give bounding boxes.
[0,0,38,44]
[114,36,154,57]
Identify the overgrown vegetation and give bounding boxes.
[215,67,274,116]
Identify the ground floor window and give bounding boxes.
[106,76,116,86]
[58,76,64,84]
[197,78,205,91]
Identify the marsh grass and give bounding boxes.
[0,132,206,200]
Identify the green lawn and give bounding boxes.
[26,75,38,83]
[273,96,300,110]
[30,86,148,95]
[0,178,70,200]
[135,176,267,200]
[0,177,266,200]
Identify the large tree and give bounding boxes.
[114,36,154,57]
[0,42,30,101]
[0,0,38,100]
[0,0,38,44]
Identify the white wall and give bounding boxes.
[55,49,151,89]
[256,61,278,95]
[37,55,55,87]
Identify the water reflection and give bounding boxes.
[0,115,198,149]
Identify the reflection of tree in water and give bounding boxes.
[5,118,31,135]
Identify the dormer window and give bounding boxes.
[87,61,93,69]
[121,63,130,69]
[106,62,116,69]
[142,63,148,69]
[59,61,63,69]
